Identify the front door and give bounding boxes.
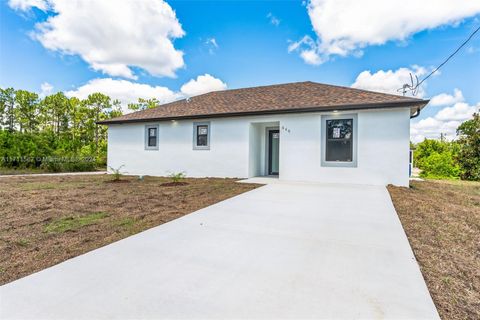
[268,129,279,175]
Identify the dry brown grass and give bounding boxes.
[388,180,480,320]
[0,174,259,285]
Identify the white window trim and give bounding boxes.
[321,114,358,167]
[193,121,210,150]
[144,124,159,150]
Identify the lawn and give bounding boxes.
[388,179,480,320]
[0,174,259,285]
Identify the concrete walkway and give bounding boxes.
[0,182,439,319]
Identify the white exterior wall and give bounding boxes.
[107,107,411,186]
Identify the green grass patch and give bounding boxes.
[115,217,139,235]
[0,168,47,175]
[15,239,30,247]
[20,181,89,191]
[20,182,57,190]
[44,212,109,233]
[115,217,136,228]
[422,175,460,181]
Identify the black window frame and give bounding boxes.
[193,122,210,150]
[325,118,353,162]
[196,125,208,146]
[321,114,357,167]
[144,124,159,150]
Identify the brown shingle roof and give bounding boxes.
[99,81,428,124]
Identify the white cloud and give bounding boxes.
[351,66,429,98]
[411,98,479,143]
[206,38,218,48]
[65,78,180,112]
[435,102,477,122]
[180,74,227,97]
[205,38,218,54]
[288,36,323,65]
[8,0,49,11]
[429,88,464,106]
[267,13,280,26]
[292,0,480,64]
[65,74,227,113]
[39,82,53,97]
[10,0,185,79]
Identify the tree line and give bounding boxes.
[0,87,124,172]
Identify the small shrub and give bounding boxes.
[109,165,125,181]
[40,158,96,173]
[169,171,186,183]
[40,161,63,173]
[62,160,96,172]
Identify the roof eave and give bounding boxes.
[97,100,429,125]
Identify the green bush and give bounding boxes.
[414,139,449,169]
[456,113,480,181]
[414,139,461,179]
[419,151,461,179]
[40,159,96,173]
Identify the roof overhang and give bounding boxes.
[97,100,429,125]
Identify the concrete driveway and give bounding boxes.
[0,182,439,319]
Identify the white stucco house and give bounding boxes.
[99,81,428,187]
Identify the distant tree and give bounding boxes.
[15,90,39,133]
[84,93,112,156]
[41,92,69,135]
[0,88,16,132]
[456,113,480,180]
[128,98,159,111]
[110,99,123,118]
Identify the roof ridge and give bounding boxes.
[99,80,429,124]
[201,80,312,95]
[190,80,424,102]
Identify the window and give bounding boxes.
[197,125,208,146]
[145,125,159,150]
[326,119,353,162]
[321,114,357,167]
[193,122,210,150]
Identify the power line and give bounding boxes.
[399,24,480,96]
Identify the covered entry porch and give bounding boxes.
[248,121,280,178]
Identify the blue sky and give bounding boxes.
[1,0,479,141]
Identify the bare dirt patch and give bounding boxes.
[0,175,259,285]
[160,181,189,187]
[388,180,480,320]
